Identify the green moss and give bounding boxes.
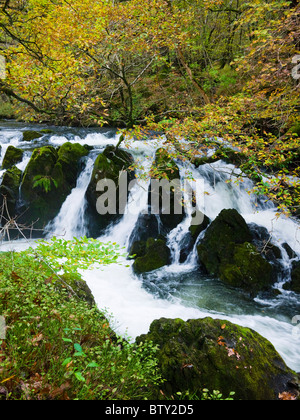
[133,237,171,273]
[136,317,299,400]
[85,145,135,234]
[22,130,43,142]
[219,242,273,293]
[20,144,88,229]
[57,142,89,186]
[2,145,24,169]
[197,208,252,275]
[0,166,22,217]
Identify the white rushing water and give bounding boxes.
[45,157,95,239]
[1,126,300,371]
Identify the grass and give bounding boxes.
[0,239,236,401]
[0,249,163,400]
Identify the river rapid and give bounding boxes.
[0,121,299,372]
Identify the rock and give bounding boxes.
[129,240,146,259]
[2,145,23,169]
[85,145,135,236]
[284,261,300,293]
[22,130,43,142]
[127,213,161,250]
[149,148,185,232]
[20,143,89,230]
[193,146,247,168]
[282,243,298,260]
[57,142,89,187]
[197,209,273,295]
[197,208,252,275]
[136,317,300,400]
[219,242,273,294]
[248,222,284,283]
[132,237,171,274]
[189,211,210,242]
[0,166,22,218]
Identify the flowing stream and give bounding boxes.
[0,122,300,372]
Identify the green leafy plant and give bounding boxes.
[32,175,58,193]
[0,246,163,400]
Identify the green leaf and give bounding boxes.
[74,343,83,353]
[74,371,85,382]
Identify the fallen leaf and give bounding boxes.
[278,392,297,400]
[31,333,43,346]
[221,324,226,330]
[227,348,235,357]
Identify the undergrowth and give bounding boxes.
[0,247,163,400]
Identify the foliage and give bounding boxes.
[25,236,128,281]
[0,242,163,400]
[32,175,58,193]
[0,0,299,214]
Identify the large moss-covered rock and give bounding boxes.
[57,142,89,186]
[136,317,300,400]
[197,209,273,295]
[132,237,171,274]
[85,145,135,236]
[20,143,88,230]
[193,146,247,168]
[219,242,273,294]
[2,145,23,169]
[197,208,253,275]
[149,148,185,232]
[127,213,161,250]
[0,166,22,218]
[284,261,300,293]
[22,130,43,142]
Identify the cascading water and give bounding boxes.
[0,123,300,372]
[45,157,95,240]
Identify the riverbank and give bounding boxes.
[0,249,164,400]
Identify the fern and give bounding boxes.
[33,175,58,193]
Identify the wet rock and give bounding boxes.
[1,145,23,169]
[85,145,135,236]
[284,260,300,294]
[132,237,171,274]
[197,209,274,295]
[22,130,43,142]
[149,148,185,232]
[20,143,88,230]
[136,317,300,400]
[127,213,161,250]
[0,166,22,218]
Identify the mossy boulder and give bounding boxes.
[284,261,300,294]
[132,237,171,274]
[193,146,247,168]
[219,242,273,294]
[197,209,273,295]
[136,317,300,400]
[57,142,89,187]
[0,166,22,218]
[189,211,210,242]
[197,208,253,275]
[85,145,135,236]
[22,130,43,142]
[149,148,184,231]
[127,213,161,250]
[2,145,23,169]
[20,143,89,230]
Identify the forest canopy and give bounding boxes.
[0,0,299,214]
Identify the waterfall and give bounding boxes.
[45,157,94,239]
[0,124,299,371]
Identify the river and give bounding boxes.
[0,121,299,372]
